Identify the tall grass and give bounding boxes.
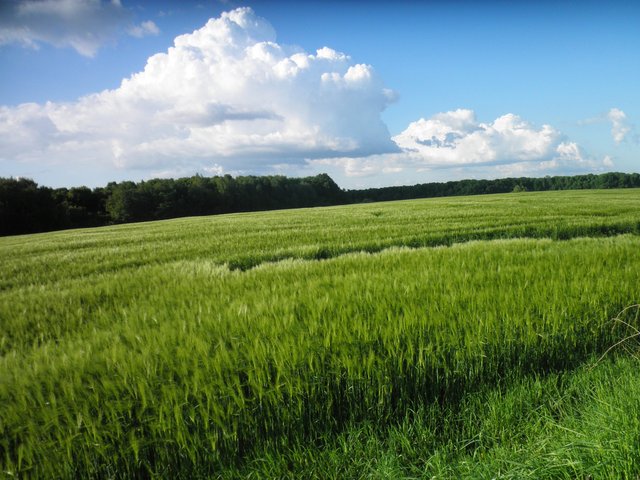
[1,189,639,290]
[2,229,639,476]
[226,354,640,479]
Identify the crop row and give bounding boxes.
[1,189,639,290]
[2,235,639,477]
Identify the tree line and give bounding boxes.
[345,171,640,203]
[1,171,639,236]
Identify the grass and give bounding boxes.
[229,354,640,479]
[2,188,639,289]
[1,189,640,478]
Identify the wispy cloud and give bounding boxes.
[0,0,159,57]
[607,108,631,144]
[579,108,634,145]
[127,20,159,38]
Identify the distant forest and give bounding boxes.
[1,171,639,236]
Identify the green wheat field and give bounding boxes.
[2,189,640,478]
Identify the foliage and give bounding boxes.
[0,173,344,236]
[2,171,640,236]
[347,171,640,203]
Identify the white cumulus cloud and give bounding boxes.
[310,109,606,183]
[393,109,562,166]
[0,7,397,182]
[0,0,160,57]
[607,108,631,144]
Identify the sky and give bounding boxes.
[0,0,638,189]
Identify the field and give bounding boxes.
[1,189,640,478]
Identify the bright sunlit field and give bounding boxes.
[2,189,640,478]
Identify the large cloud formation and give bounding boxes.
[0,0,158,57]
[1,7,611,187]
[0,7,397,181]
[393,109,561,166]
[311,109,606,181]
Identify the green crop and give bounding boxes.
[1,189,639,478]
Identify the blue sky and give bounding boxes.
[0,0,638,189]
